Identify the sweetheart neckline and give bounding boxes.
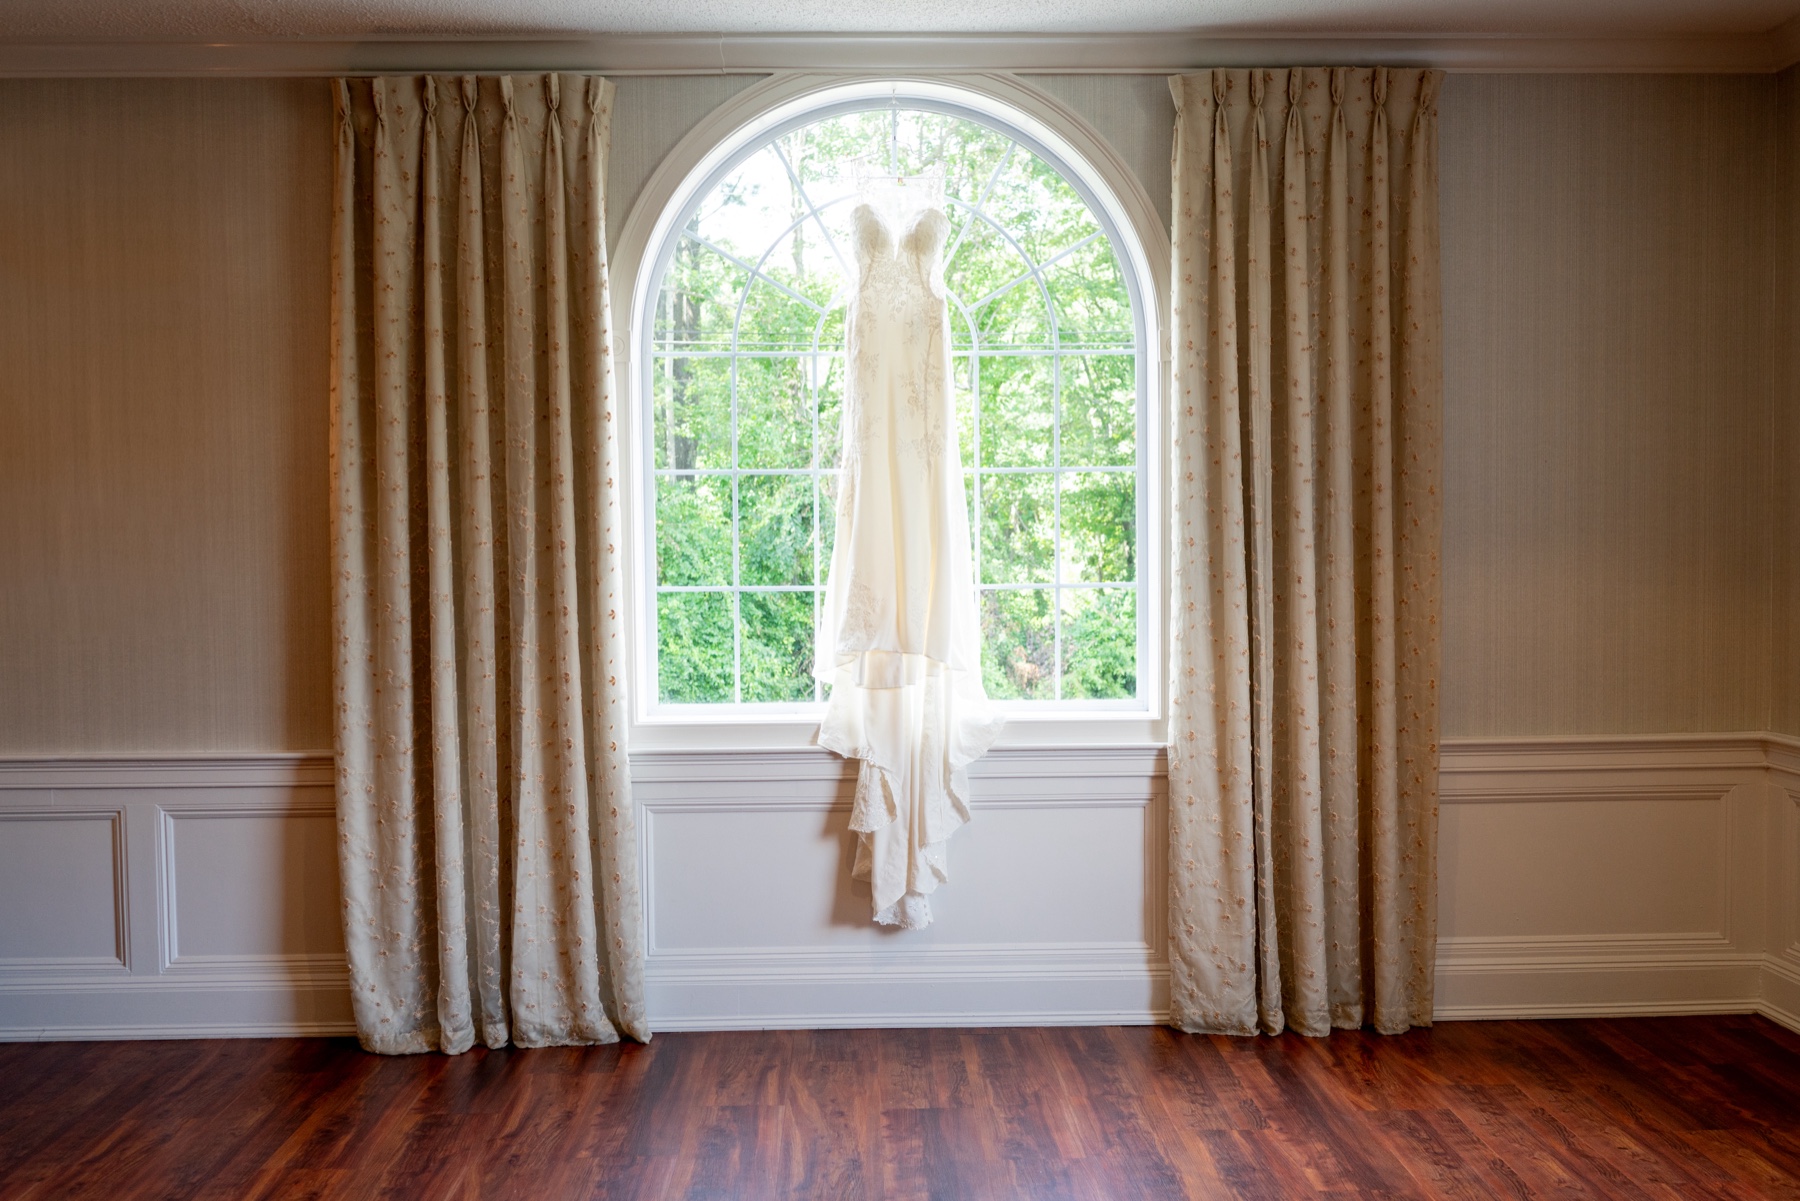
[850,204,948,300]
[851,201,946,235]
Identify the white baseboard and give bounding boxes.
[1761,954,1800,1035]
[647,943,1168,1031]
[651,1006,1165,1032]
[0,1021,357,1042]
[1433,929,1767,1022]
[0,974,354,1041]
[1435,953,1800,1032]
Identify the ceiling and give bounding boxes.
[3,0,1799,39]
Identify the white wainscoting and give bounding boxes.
[635,745,1167,1031]
[0,756,353,1039]
[1764,738,1800,1033]
[1437,734,1800,1035]
[2,735,1797,1039]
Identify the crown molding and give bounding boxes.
[0,29,1794,78]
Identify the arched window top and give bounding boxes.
[631,79,1160,720]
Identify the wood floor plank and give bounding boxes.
[1413,1105,1540,1200]
[1361,1108,1502,1201]
[1,1016,1797,1199]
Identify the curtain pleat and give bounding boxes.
[331,73,646,1054]
[1168,67,1443,1037]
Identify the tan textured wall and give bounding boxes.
[1439,74,1779,736]
[0,74,775,755]
[0,73,1787,751]
[1777,68,1800,739]
[1026,74,1175,233]
[608,74,765,251]
[0,79,334,753]
[1048,72,1784,735]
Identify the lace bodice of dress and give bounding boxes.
[845,204,951,470]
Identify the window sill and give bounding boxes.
[628,721,1168,794]
[629,707,1165,755]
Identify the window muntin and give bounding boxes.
[644,97,1146,710]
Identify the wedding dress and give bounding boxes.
[815,201,1002,930]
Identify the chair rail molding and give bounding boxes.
[0,753,333,791]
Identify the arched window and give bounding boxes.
[637,83,1151,712]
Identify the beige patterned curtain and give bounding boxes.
[331,74,646,1054]
[1167,67,1443,1037]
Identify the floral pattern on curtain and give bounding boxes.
[1167,67,1443,1037]
[331,73,646,1054]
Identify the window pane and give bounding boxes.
[816,351,846,471]
[948,221,1048,350]
[979,472,1054,585]
[737,273,826,353]
[693,147,800,262]
[980,281,1053,351]
[984,156,1101,267]
[658,590,734,703]
[1060,472,1136,584]
[1044,244,1134,351]
[741,591,816,702]
[651,356,732,472]
[816,303,846,350]
[740,474,815,587]
[819,473,841,568]
[781,112,890,190]
[655,239,749,352]
[1061,588,1136,700]
[981,588,1055,700]
[979,356,1053,468]
[954,344,977,466]
[738,355,814,470]
[894,112,1015,194]
[807,195,866,266]
[1058,355,1136,468]
[656,475,732,587]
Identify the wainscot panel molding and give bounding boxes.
[1,32,1798,79]
[0,754,352,1041]
[1437,734,1800,1035]
[4,737,1799,1038]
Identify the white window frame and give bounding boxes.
[613,74,1169,751]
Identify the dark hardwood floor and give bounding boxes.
[1,1016,1798,1199]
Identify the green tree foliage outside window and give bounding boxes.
[649,104,1141,706]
